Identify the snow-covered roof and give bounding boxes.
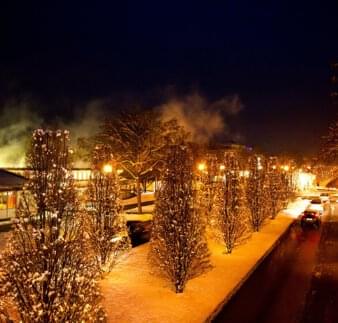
[0,169,27,192]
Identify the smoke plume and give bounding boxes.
[0,99,105,168]
[160,93,244,143]
[0,93,244,167]
[0,101,42,167]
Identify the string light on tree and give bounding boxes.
[151,142,210,293]
[0,129,105,322]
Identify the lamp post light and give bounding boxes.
[197,162,206,172]
[102,163,113,174]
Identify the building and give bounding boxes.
[0,169,27,225]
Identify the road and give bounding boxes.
[213,202,338,323]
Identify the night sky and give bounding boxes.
[1,1,338,158]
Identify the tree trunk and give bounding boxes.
[136,177,142,214]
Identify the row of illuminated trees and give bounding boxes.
[199,153,294,252]
[0,112,294,321]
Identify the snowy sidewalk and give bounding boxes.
[101,199,308,323]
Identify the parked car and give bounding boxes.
[301,210,322,228]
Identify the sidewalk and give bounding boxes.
[101,199,309,323]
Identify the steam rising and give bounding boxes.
[0,93,244,167]
[0,101,42,167]
[0,100,104,168]
[63,100,106,167]
[160,93,244,143]
[64,100,105,144]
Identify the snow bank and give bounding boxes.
[123,212,153,222]
[122,193,154,222]
[279,198,310,219]
[101,200,308,323]
[121,192,155,207]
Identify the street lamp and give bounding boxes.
[282,165,290,172]
[197,163,206,172]
[102,163,113,174]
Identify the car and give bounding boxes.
[301,210,322,228]
[307,198,324,215]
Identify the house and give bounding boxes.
[0,169,26,225]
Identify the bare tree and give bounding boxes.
[0,129,104,322]
[85,144,130,273]
[266,157,284,219]
[196,153,219,230]
[0,293,11,322]
[150,143,210,293]
[246,155,268,231]
[96,110,185,213]
[215,153,247,253]
[280,168,295,208]
[320,119,338,164]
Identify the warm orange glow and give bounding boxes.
[282,165,290,172]
[72,169,91,181]
[240,170,250,177]
[295,171,316,191]
[219,165,225,171]
[197,163,206,172]
[117,169,123,175]
[102,164,113,173]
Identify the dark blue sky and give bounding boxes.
[1,1,338,157]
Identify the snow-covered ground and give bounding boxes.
[122,192,155,222]
[121,192,155,207]
[123,211,153,222]
[101,199,308,323]
[280,197,311,218]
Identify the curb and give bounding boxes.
[206,218,296,322]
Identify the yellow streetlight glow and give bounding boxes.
[197,163,206,171]
[240,170,250,177]
[219,165,225,171]
[280,165,289,171]
[117,169,123,175]
[102,164,113,173]
[296,171,316,191]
